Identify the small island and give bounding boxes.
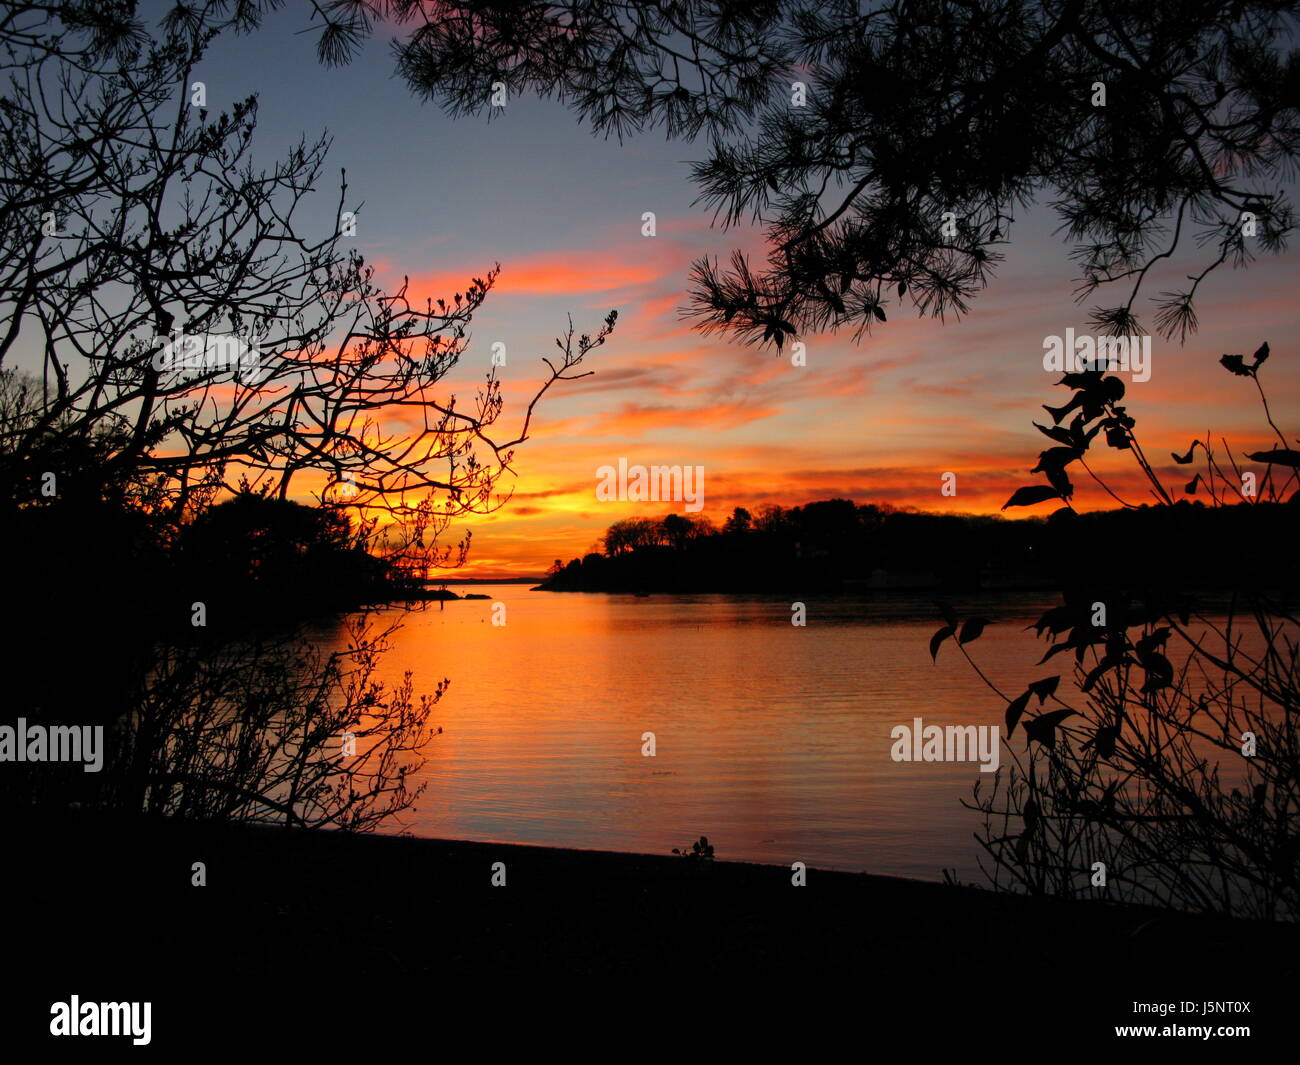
[537,497,1298,595]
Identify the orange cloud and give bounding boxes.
[402,241,692,303]
[585,400,782,435]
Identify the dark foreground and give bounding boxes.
[11,811,1295,1052]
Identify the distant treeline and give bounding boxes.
[537,499,1300,595]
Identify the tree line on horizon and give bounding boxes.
[540,495,1299,594]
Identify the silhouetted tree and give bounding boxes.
[315,0,1298,348]
[177,487,395,622]
[660,512,692,550]
[723,506,752,535]
[0,1,615,831]
[0,0,615,532]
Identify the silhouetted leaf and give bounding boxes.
[1032,606,1074,637]
[1038,640,1078,665]
[1138,651,1174,692]
[1172,440,1201,464]
[1023,709,1076,750]
[1185,473,1200,495]
[1246,448,1300,467]
[934,600,958,627]
[1220,353,1252,376]
[1044,464,1074,498]
[930,624,956,661]
[872,305,886,322]
[1082,654,1125,693]
[1014,832,1031,864]
[1135,627,1171,657]
[1027,676,1060,704]
[1034,421,1076,446]
[959,617,990,644]
[1104,422,1131,449]
[1005,690,1031,736]
[1031,446,1082,473]
[1093,725,1119,759]
[1043,394,1083,424]
[1002,485,1061,510]
[1058,373,1095,389]
[1023,798,1040,834]
[1252,341,1270,367]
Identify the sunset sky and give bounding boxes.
[130,10,1300,573]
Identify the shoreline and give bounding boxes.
[22,808,1298,938]
[15,810,1298,1047]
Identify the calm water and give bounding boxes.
[329,586,1068,881]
